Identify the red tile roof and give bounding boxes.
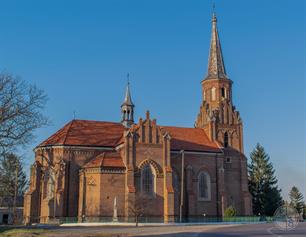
[160,126,221,153]
[83,151,125,169]
[38,119,221,153]
[39,120,125,148]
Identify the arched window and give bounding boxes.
[141,164,155,196]
[224,132,229,148]
[122,110,126,120]
[198,171,211,201]
[43,172,49,199]
[172,171,180,215]
[211,87,216,101]
[221,88,226,98]
[47,173,55,199]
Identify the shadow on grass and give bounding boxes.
[143,233,244,237]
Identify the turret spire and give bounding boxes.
[121,74,134,128]
[123,74,133,106]
[205,12,228,80]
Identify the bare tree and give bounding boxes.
[0,73,48,155]
[128,194,149,227]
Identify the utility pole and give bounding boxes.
[53,171,57,220]
[13,160,19,224]
[179,150,184,223]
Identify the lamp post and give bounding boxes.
[13,159,19,224]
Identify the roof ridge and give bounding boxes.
[114,129,128,146]
[160,125,202,129]
[199,127,222,149]
[72,119,122,125]
[63,120,75,145]
[101,152,106,167]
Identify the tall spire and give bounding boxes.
[121,74,134,128]
[205,12,228,80]
[123,77,133,106]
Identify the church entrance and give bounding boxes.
[2,214,9,224]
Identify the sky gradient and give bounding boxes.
[0,0,305,199]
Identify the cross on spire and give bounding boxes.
[127,73,130,86]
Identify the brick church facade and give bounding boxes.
[24,13,252,224]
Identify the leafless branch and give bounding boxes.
[0,73,49,155]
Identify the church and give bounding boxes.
[24,13,252,224]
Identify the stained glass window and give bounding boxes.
[198,172,211,200]
[142,164,154,196]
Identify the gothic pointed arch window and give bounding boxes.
[198,171,211,201]
[224,132,229,148]
[221,87,226,98]
[47,170,55,199]
[141,164,155,197]
[172,171,180,214]
[43,172,49,199]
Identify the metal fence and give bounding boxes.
[55,215,277,224]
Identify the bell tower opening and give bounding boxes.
[221,87,225,98]
[224,132,229,148]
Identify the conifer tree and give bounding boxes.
[248,143,282,216]
[0,153,28,207]
[289,186,304,215]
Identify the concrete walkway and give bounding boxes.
[60,222,259,227]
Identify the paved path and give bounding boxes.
[141,222,306,237]
[44,224,229,236]
[3,222,304,236]
[41,222,306,237]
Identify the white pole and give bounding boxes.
[113,196,118,222]
[179,150,184,223]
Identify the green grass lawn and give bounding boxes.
[0,227,47,237]
[0,227,128,237]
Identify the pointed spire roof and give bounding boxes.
[205,13,228,80]
[122,80,134,107]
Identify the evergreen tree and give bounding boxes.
[248,143,282,216]
[0,153,28,207]
[289,186,304,215]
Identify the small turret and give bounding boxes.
[121,76,134,128]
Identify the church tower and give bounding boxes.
[121,80,134,128]
[195,13,244,152]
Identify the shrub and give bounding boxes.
[224,206,236,217]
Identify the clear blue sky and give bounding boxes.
[0,0,305,200]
